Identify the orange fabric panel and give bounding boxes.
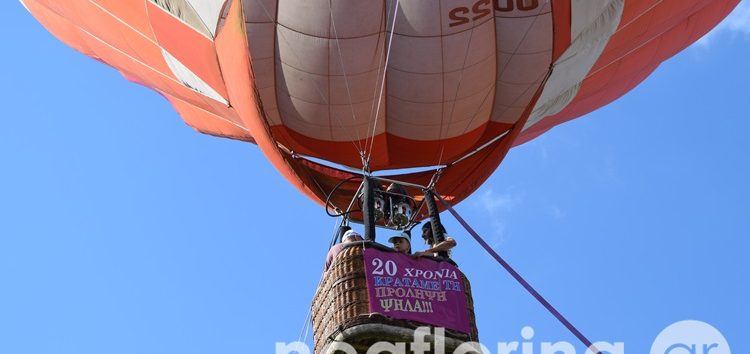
[214,0,322,205]
[119,71,180,102]
[66,1,134,57]
[93,0,155,41]
[75,29,161,87]
[166,94,254,143]
[591,0,706,74]
[28,0,175,84]
[39,9,225,125]
[24,0,95,58]
[515,0,739,146]
[146,2,229,100]
[113,24,174,80]
[85,0,175,80]
[157,74,227,115]
[85,0,175,79]
[30,0,83,25]
[151,73,241,127]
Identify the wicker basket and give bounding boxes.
[311,243,479,353]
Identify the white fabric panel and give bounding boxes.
[278,0,383,37]
[440,85,495,137]
[396,0,443,36]
[389,35,443,74]
[244,0,280,125]
[570,0,616,40]
[161,49,228,104]
[150,0,211,37]
[275,51,384,139]
[490,2,553,124]
[329,36,386,76]
[242,0,555,143]
[258,86,278,110]
[246,23,275,60]
[244,0,277,22]
[326,0,384,37]
[388,84,493,138]
[277,96,382,140]
[252,58,275,89]
[524,0,625,130]
[185,0,228,37]
[386,0,497,141]
[274,31,384,96]
[271,0,386,141]
[276,25,329,76]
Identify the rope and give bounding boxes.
[365,0,401,167]
[434,194,602,354]
[296,307,313,348]
[438,3,547,169]
[329,0,365,153]
[328,216,344,250]
[299,218,343,348]
[252,0,363,156]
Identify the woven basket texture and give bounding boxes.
[311,245,478,353]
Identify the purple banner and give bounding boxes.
[363,248,470,334]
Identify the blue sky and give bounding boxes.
[2,2,749,354]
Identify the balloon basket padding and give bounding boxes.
[311,242,479,354]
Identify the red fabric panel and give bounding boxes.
[551,0,572,61]
[269,121,513,171]
[146,2,229,100]
[294,71,551,218]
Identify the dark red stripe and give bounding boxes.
[551,0,572,61]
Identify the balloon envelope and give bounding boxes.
[22,0,740,214]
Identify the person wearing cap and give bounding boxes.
[413,221,456,259]
[325,229,363,270]
[388,231,412,255]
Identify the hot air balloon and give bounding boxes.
[22,0,739,215]
[22,0,741,353]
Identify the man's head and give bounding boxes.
[342,230,363,243]
[421,221,446,245]
[388,231,412,254]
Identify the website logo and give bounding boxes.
[650,320,730,354]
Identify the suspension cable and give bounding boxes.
[253,0,364,156]
[329,0,365,153]
[365,0,401,167]
[434,194,602,354]
[297,218,341,350]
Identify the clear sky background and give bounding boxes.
[2,2,749,354]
